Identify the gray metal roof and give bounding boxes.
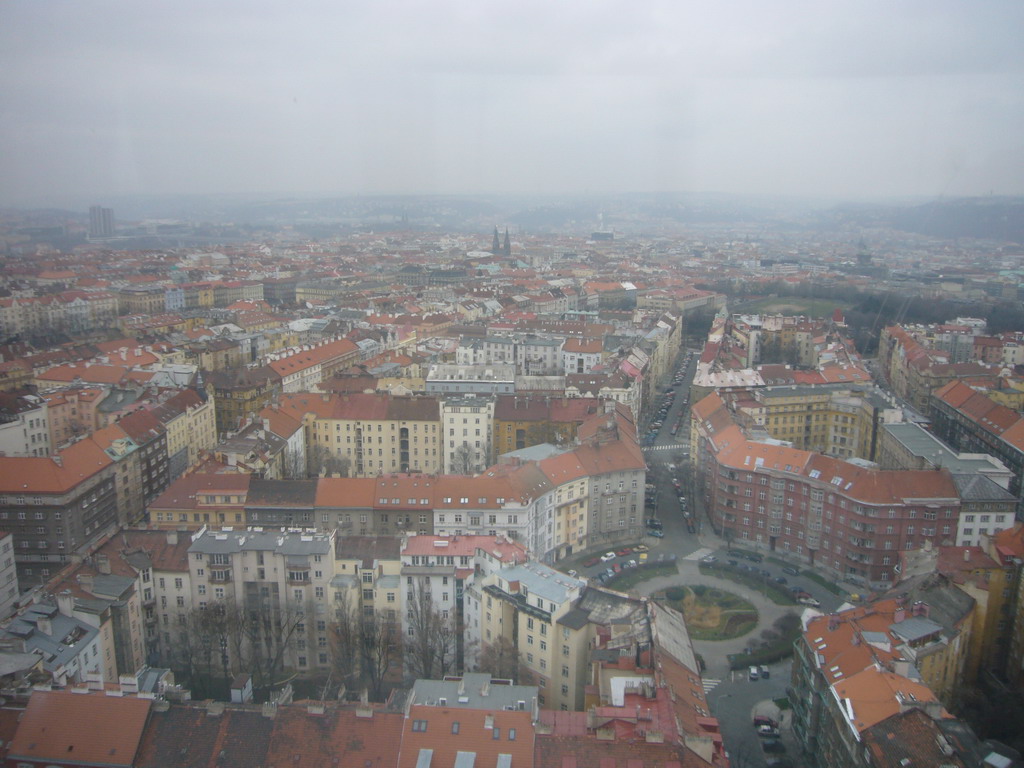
[952,472,1015,502]
[410,672,537,711]
[495,562,583,605]
[0,604,99,674]
[189,529,332,556]
[889,615,943,643]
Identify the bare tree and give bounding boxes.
[474,636,532,684]
[451,443,476,476]
[308,444,352,478]
[283,445,306,479]
[358,610,398,701]
[328,599,399,700]
[329,598,361,688]
[405,588,459,681]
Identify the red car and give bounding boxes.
[582,557,601,568]
[616,547,633,557]
[612,563,622,573]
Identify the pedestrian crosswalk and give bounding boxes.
[702,678,722,694]
[684,547,715,561]
[642,444,689,452]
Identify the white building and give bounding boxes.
[0,394,49,458]
[441,397,494,475]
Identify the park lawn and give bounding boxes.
[745,297,851,317]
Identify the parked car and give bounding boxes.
[633,544,649,552]
[648,529,665,538]
[782,566,800,576]
[798,596,821,607]
[582,557,601,568]
[626,559,637,568]
[600,552,616,562]
[773,576,788,584]
[762,739,786,754]
[757,724,780,737]
[748,666,759,681]
[612,563,621,573]
[753,715,779,729]
[616,547,633,557]
[760,665,770,679]
[746,552,764,563]
[639,553,648,562]
[700,555,718,564]
[645,518,663,529]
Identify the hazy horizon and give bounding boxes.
[3,1,1023,208]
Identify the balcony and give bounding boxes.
[209,569,232,582]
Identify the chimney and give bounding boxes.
[166,530,178,546]
[96,554,111,575]
[78,572,94,594]
[964,548,970,563]
[36,616,52,636]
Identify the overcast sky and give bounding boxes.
[2,1,1023,207]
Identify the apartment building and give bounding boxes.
[206,365,281,437]
[466,561,588,711]
[267,338,360,393]
[693,391,966,590]
[278,392,442,477]
[150,388,217,480]
[187,527,336,675]
[491,395,603,459]
[440,396,494,475]
[0,439,119,588]
[790,582,975,768]
[0,531,18,619]
[0,603,107,686]
[400,534,526,677]
[931,379,1024,510]
[0,392,50,457]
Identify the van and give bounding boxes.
[748,666,759,681]
[760,665,770,679]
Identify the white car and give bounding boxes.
[798,596,821,607]
[600,552,616,562]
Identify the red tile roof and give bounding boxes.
[399,705,534,768]
[8,690,151,767]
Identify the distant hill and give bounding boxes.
[820,196,1024,243]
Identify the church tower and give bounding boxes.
[503,227,511,257]
[491,226,501,254]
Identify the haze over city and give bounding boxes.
[3,0,1024,207]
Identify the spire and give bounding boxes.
[503,227,511,256]
[492,226,501,254]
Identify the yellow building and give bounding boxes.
[469,561,589,711]
[277,392,442,477]
[152,388,217,479]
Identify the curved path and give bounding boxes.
[635,558,800,680]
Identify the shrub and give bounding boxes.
[665,586,688,601]
[724,612,758,635]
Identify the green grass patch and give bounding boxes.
[744,297,852,317]
[655,584,759,641]
[606,561,678,590]
[773,697,791,711]
[699,563,797,605]
[802,569,844,595]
